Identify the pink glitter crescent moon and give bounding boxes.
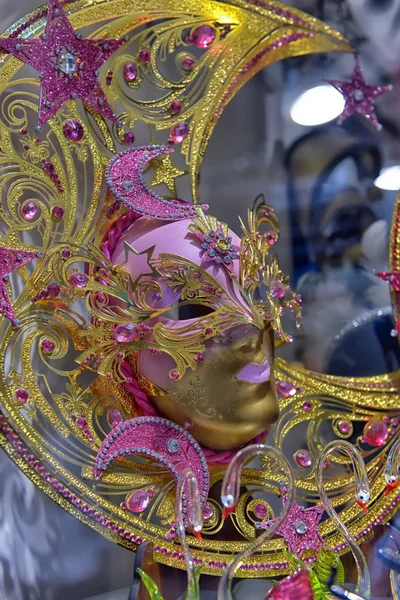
[105,145,207,219]
[94,416,209,526]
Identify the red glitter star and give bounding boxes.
[376,271,400,292]
[327,58,391,130]
[376,271,400,336]
[260,487,324,557]
[266,570,314,600]
[0,0,125,127]
[0,246,39,325]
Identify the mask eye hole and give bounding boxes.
[178,304,214,320]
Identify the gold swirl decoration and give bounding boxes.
[0,0,398,579]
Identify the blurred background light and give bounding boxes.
[374,165,400,190]
[289,84,346,126]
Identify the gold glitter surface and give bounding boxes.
[150,156,186,195]
[0,0,397,578]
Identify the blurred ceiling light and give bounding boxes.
[374,165,400,191]
[289,84,345,126]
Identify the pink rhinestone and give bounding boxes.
[170,370,179,380]
[61,248,71,258]
[41,338,55,354]
[51,205,64,219]
[169,101,182,115]
[303,401,312,411]
[294,449,312,468]
[338,420,352,435]
[123,62,138,82]
[271,282,286,299]
[76,417,87,429]
[392,418,399,427]
[266,231,277,245]
[114,323,139,343]
[255,503,268,518]
[108,408,123,428]
[15,388,29,403]
[47,283,60,297]
[169,122,189,143]
[323,459,330,469]
[123,132,135,145]
[181,55,195,71]
[21,200,39,221]
[191,25,216,48]
[63,120,84,142]
[276,380,297,398]
[363,420,388,447]
[202,503,214,520]
[69,272,88,288]
[138,49,150,63]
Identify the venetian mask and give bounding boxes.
[90,145,302,452]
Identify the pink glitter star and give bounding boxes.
[0,246,39,324]
[0,0,125,126]
[327,58,391,130]
[260,487,324,557]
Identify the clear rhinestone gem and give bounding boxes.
[295,519,307,535]
[58,52,77,75]
[352,89,364,102]
[167,438,180,453]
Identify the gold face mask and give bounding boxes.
[83,197,299,452]
[149,325,277,451]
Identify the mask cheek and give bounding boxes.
[235,359,271,383]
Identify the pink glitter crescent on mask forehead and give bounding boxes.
[0,0,125,126]
[106,145,208,219]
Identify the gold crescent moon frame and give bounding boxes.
[0,0,398,578]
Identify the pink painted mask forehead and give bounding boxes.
[112,217,251,315]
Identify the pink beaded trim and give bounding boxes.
[0,412,144,546]
[250,0,308,26]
